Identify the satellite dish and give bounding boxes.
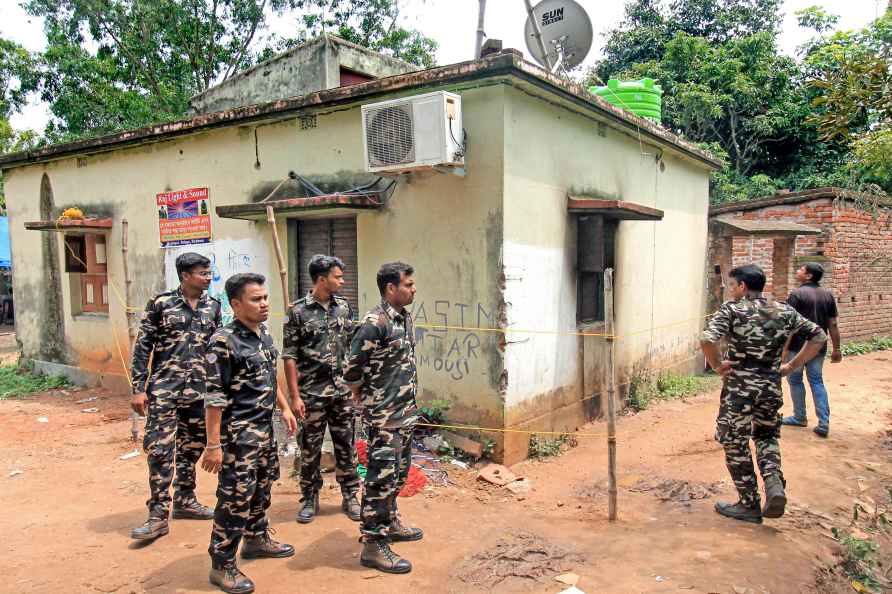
[523,0,593,72]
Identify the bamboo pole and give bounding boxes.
[121,219,140,442]
[265,205,290,312]
[605,267,617,521]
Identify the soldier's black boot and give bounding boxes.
[130,516,169,540]
[762,475,787,519]
[297,492,319,524]
[209,562,255,594]
[342,494,361,522]
[360,538,412,574]
[389,516,424,542]
[172,498,215,520]
[714,500,763,524]
[241,531,295,559]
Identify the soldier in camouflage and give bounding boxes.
[701,264,827,524]
[130,252,222,541]
[283,254,361,524]
[201,273,297,594]
[344,261,422,575]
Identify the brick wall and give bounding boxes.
[710,197,892,342]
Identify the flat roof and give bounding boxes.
[0,50,722,171]
[712,215,822,236]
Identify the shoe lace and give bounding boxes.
[259,527,279,546]
[377,541,399,563]
[224,566,242,581]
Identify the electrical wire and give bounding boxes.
[448,119,467,158]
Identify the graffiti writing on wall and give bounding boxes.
[164,239,271,324]
[410,300,494,381]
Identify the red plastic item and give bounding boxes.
[398,465,428,497]
[356,439,427,497]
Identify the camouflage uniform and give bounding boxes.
[205,320,280,566]
[702,297,826,507]
[131,288,222,519]
[343,300,418,540]
[282,291,360,501]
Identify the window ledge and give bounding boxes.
[73,312,110,322]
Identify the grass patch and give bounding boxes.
[841,336,892,357]
[419,398,452,425]
[628,371,721,411]
[832,529,884,592]
[528,433,578,459]
[0,364,70,400]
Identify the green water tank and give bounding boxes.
[590,78,663,123]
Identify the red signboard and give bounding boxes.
[156,187,211,247]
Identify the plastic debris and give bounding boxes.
[119,450,140,460]
[398,465,428,497]
[450,459,469,470]
[75,396,98,404]
[8,470,24,477]
[81,408,100,413]
[422,435,445,452]
[37,417,49,423]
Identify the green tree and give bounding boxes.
[23,0,437,141]
[590,0,890,204]
[608,31,799,179]
[24,0,302,140]
[806,8,892,193]
[288,0,437,68]
[595,0,781,82]
[1,37,42,208]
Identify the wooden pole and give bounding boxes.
[605,267,618,521]
[265,205,290,312]
[475,0,487,58]
[121,219,140,442]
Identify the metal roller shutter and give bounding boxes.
[294,218,359,313]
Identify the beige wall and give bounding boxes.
[5,84,507,424]
[499,86,710,459]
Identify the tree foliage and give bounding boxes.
[23,0,303,140]
[1,37,42,208]
[290,0,437,68]
[596,0,782,82]
[593,0,892,204]
[12,0,436,143]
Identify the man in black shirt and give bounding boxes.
[782,262,842,438]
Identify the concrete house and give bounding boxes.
[708,188,892,342]
[1,39,720,462]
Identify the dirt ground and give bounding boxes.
[2,350,891,594]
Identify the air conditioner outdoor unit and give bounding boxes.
[361,91,464,173]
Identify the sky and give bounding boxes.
[1,0,887,133]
